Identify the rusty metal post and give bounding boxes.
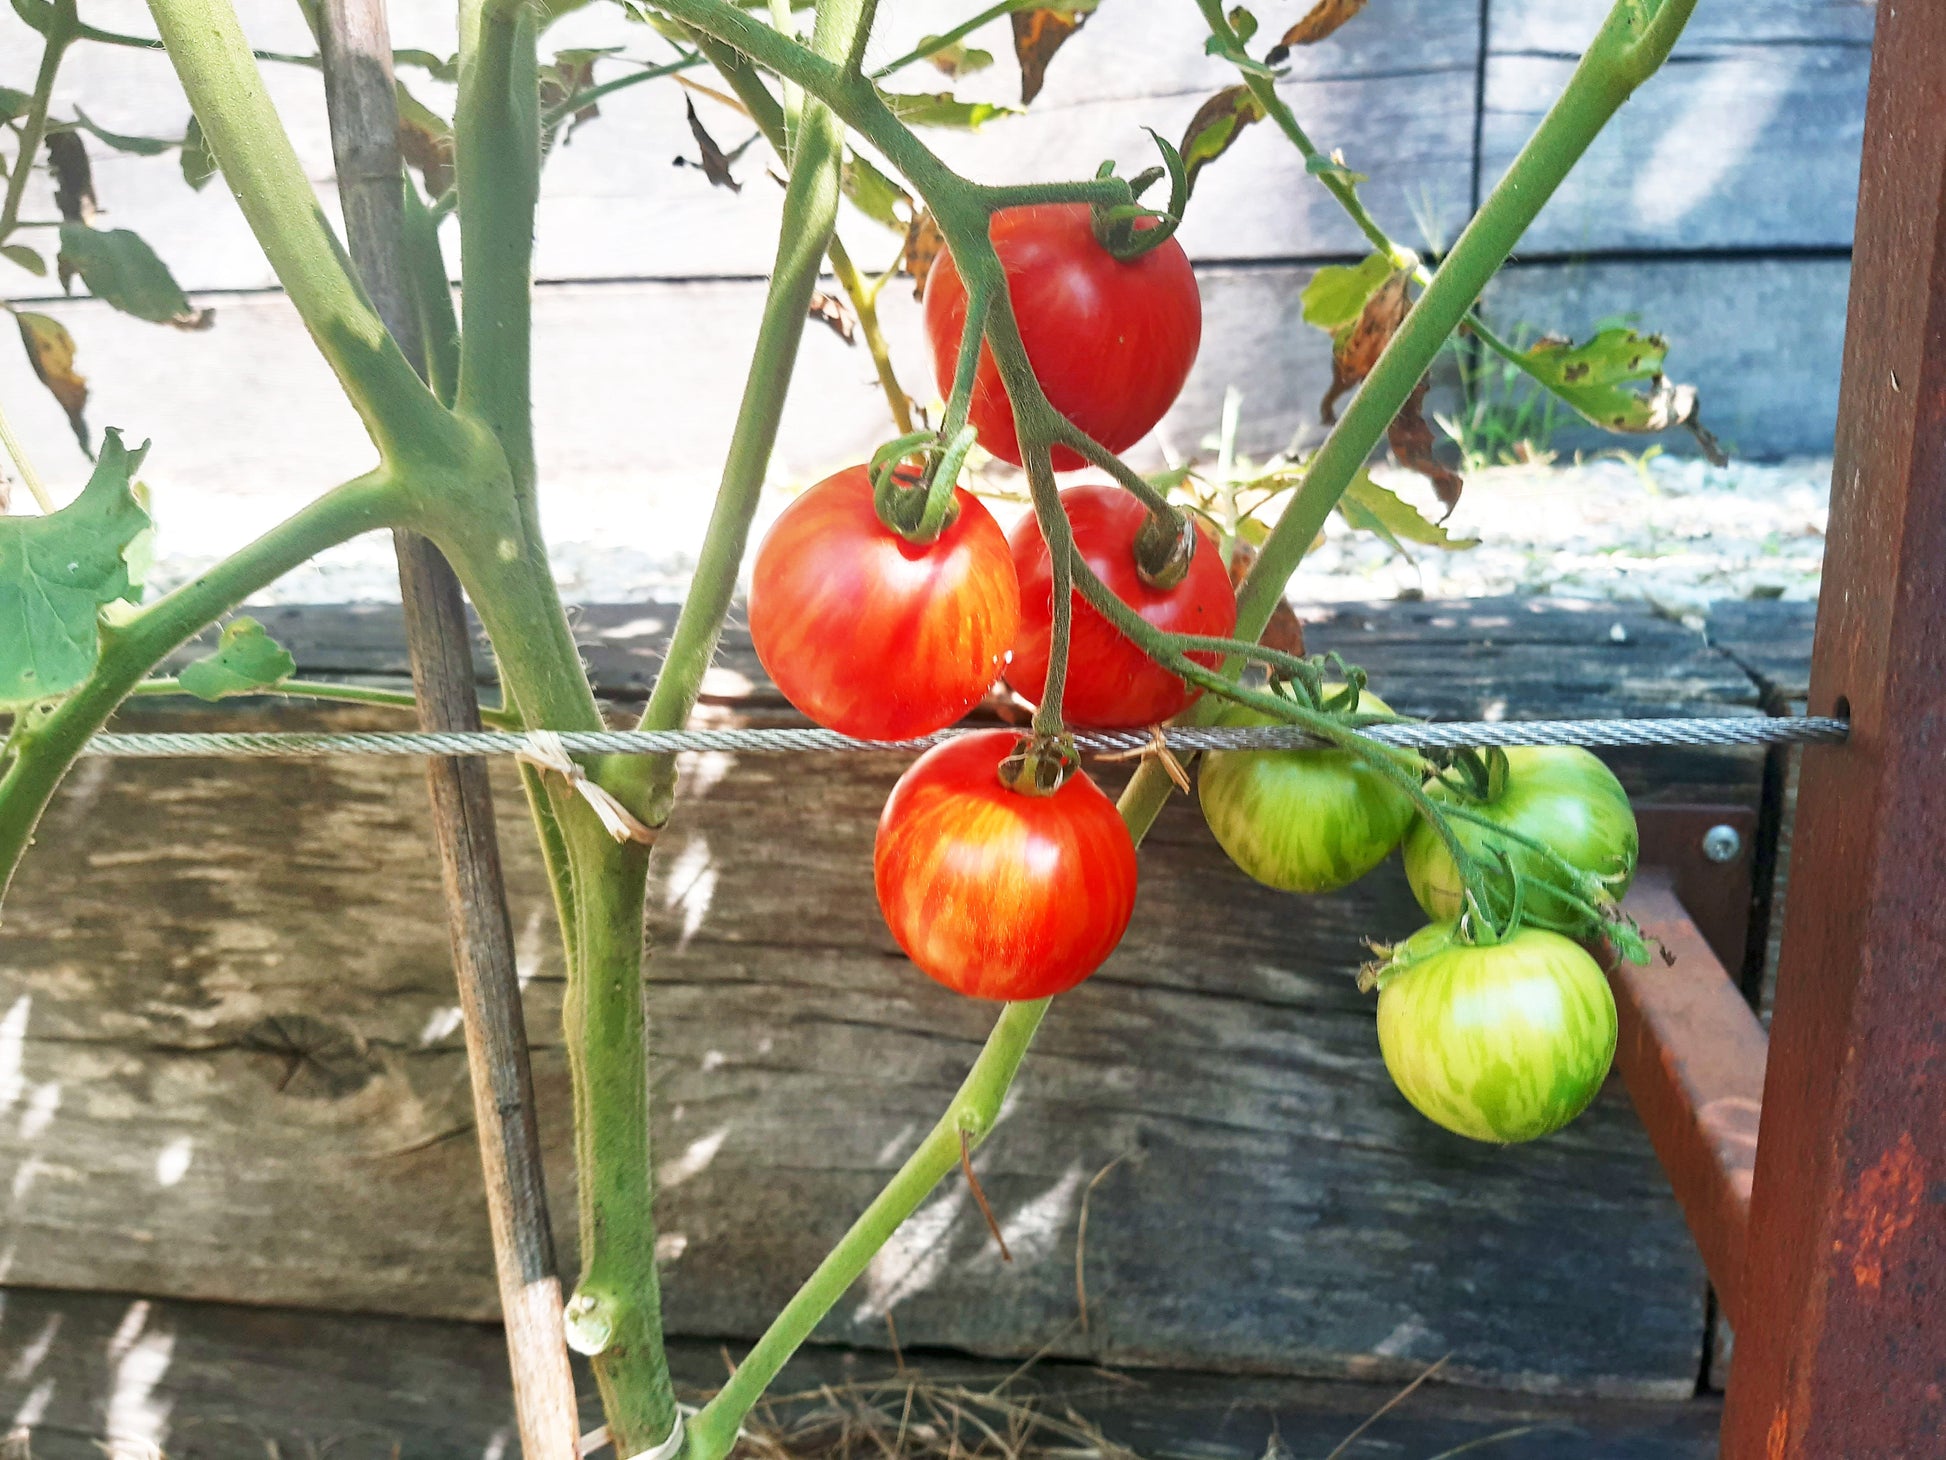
[1720,3,1946,1454]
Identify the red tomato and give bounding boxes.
[1006,483,1238,728]
[922,204,1201,470]
[874,730,1138,1000]
[748,465,1020,739]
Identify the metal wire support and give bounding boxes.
[77,716,1850,760]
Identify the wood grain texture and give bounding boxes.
[0,601,1778,1396]
[0,1289,1727,1460]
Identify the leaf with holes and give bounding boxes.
[1388,377,1464,511]
[1013,3,1096,105]
[880,92,1017,130]
[843,152,912,231]
[177,617,297,701]
[180,116,218,190]
[1499,326,1728,464]
[15,311,89,454]
[1179,85,1266,195]
[1321,269,1410,423]
[1338,469,1477,553]
[58,224,212,329]
[0,431,151,709]
[1266,0,1368,62]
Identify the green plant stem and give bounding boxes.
[829,234,914,432]
[685,998,1048,1460]
[126,677,521,727]
[1,0,77,245]
[0,393,56,513]
[401,183,461,408]
[622,0,872,826]
[143,0,449,463]
[0,473,404,904]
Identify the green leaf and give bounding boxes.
[0,86,33,124]
[842,151,912,232]
[1305,150,1367,185]
[1497,326,1727,464]
[879,91,1018,129]
[393,47,459,82]
[1300,252,1394,336]
[0,431,152,710]
[180,116,218,190]
[2,243,46,277]
[177,617,296,701]
[1227,6,1258,43]
[1337,470,1477,553]
[57,223,212,328]
[66,107,175,156]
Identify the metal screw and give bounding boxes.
[1702,824,1743,863]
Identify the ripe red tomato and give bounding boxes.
[1006,483,1238,728]
[874,730,1138,1000]
[922,204,1202,470]
[748,465,1020,739]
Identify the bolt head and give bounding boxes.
[1702,824,1742,863]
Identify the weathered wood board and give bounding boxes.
[0,1288,1725,1460]
[0,601,1776,1398]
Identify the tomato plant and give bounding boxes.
[748,464,1018,739]
[1375,925,1619,1144]
[1006,482,1238,727]
[922,204,1202,471]
[1403,746,1639,928]
[874,730,1138,1000]
[1198,689,1416,893]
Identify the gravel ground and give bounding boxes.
[139,450,1831,615]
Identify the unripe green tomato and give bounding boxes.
[1377,925,1618,1143]
[1197,689,1416,894]
[1402,746,1637,927]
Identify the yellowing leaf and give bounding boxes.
[1301,253,1393,335]
[880,92,1017,129]
[1179,85,1266,195]
[15,311,89,454]
[1013,7,1091,105]
[1501,326,1727,464]
[1338,469,1476,552]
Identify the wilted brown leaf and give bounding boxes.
[1635,379,1726,464]
[47,132,95,225]
[1013,9,1090,105]
[16,311,90,454]
[395,84,454,199]
[808,290,855,344]
[1387,377,1464,512]
[540,55,601,144]
[901,210,946,300]
[1267,0,1369,62]
[1228,542,1306,657]
[1179,85,1267,196]
[1321,269,1410,424]
[675,96,748,192]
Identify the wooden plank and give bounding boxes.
[0,601,1752,1395]
[1721,3,1946,1453]
[1483,257,1852,459]
[1613,872,1767,1333]
[0,1288,1725,1460]
[1484,2,1872,252]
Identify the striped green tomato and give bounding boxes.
[1197,690,1415,894]
[1376,925,1618,1144]
[1403,746,1637,928]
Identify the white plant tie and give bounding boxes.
[579,1404,695,1460]
[516,730,656,845]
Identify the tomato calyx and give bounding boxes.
[1133,505,1200,588]
[1088,131,1191,262]
[869,426,979,545]
[998,733,1081,797]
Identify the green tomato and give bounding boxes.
[1376,925,1618,1143]
[1197,689,1416,894]
[1402,746,1637,926]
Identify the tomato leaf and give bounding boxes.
[1266,0,1369,63]
[842,151,912,231]
[0,86,33,124]
[922,38,994,78]
[395,81,455,199]
[1228,7,1259,44]
[879,91,1017,130]
[1306,150,1367,186]
[1387,377,1464,512]
[46,131,95,224]
[1494,326,1728,465]
[3,243,46,277]
[177,617,297,701]
[807,290,855,344]
[1338,468,1476,553]
[1301,252,1394,336]
[393,48,459,82]
[180,115,218,190]
[57,224,213,329]
[66,107,175,156]
[900,209,946,300]
[1012,5,1093,105]
[1227,541,1307,656]
[1179,85,1266,196]
[674,96,755,192]
[0,431,152,710]
[15,311,90,455]
[1321,269,1410,424]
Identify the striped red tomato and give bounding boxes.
[748,465,1019,740]
[874,731,1138,1000]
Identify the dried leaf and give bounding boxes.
[1179,85,1266,195]
[808,290,855,344]
[1338,469,1477,552]
[675,96,747,192]
[1321,269,1409,424]
[1500,326,1728,464]
[540,52,602,143]
[1228,542,1306,657]
[923,39,994,78]
[395,83,454,199]
[1013,7,1091,105]
[46,131,94,225]
[1267,0,1368,63]
[1387,378,1464,512]
[901,210,946,300]
[15,311,89,454]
